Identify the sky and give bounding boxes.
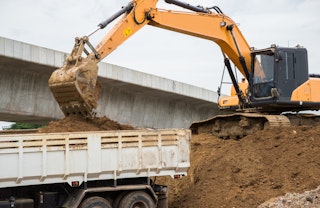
[1,0,320,94]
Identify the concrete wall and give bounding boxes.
[99,85,218,128]
[0,37,219,128]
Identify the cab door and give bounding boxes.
[276,51,296,101]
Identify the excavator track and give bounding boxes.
[190,113,291,139]
[285,113,320,126]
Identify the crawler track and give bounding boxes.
[190,113,292,139]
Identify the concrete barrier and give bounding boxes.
[0,37,219,128]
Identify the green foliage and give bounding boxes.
[8,123,43,129]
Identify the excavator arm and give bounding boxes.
[96,0,252,74]
[49,0,252,117]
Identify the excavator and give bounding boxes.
[49,0,320,138]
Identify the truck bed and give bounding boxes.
[0,129,190,188]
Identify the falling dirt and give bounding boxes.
[158,125,320,208]
[38,115,134,133]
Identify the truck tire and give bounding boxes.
[118,191,156,208]
[113,191,128,208]
[79,196,112,208]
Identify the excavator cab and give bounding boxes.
[249,45,313,111]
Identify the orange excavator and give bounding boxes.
[49,0,320,138]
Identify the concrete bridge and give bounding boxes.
[0,37,219,129]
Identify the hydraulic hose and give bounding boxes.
[164,0,208,13]
[98,2,134,29]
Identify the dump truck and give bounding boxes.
[0,129,191,208]
[49,0,320,139]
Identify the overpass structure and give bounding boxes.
[0,37,219,129]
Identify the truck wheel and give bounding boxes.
[79,196,112,208]
[118,191,156,208]
[113,191,128,208]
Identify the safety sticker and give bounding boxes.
[124,27,133,37]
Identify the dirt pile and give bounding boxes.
[159,125,320,208]
[38,116,134,133]
[37,117,320,207]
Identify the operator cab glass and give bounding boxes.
[252,49,275,99]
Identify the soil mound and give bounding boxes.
[38,116,134,133]
[37,117,320,207]
[159,125,320,208]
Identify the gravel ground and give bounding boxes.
[258,186,320,208]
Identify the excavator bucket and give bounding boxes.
[49,56,101,118]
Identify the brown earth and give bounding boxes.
[158,125,320,208]
[38,115,134,133]
[37,116,320,207]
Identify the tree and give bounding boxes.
[8,123,43,130]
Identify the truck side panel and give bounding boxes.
[0,129,190,188]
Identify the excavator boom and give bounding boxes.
[48,0,252,117]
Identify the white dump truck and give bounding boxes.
[0,129,191,208]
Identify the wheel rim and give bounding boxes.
[132,201,147,208]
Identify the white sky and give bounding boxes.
[1,0,319,93]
